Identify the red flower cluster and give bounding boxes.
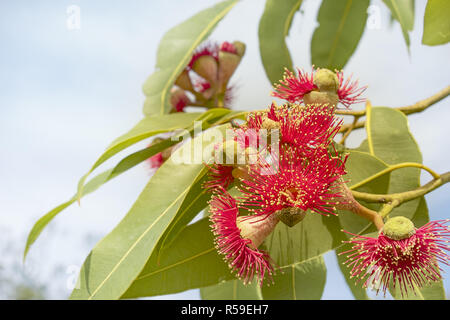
[206,68,350,285]
[170,40,245,112]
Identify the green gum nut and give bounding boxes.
[382,216,416,240]
[314,68,339,93]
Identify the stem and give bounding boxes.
[352,202,385,230]
[352,171,450,205]
[337,86,450,133]
[339,115,360,145]
[349,162,441,190]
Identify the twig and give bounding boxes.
[337,86,450,133]
[352,171,450,205]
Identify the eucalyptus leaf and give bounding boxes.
[261,256,327,300]
[122,218,233,299]
[382,0,414,49]
[26,108,236,260]
[311,0,369,70]
[361,106,445,299]
[422,0,450,46]
[70,125,229,299]
[201,280,262,300]
[142,0,238,116]
[75,112,202,202]
[258,0,303,84]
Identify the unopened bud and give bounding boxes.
[175,69,194,92]
[232,41,246,57]
[170,87,191,112]
[192,55,218,83]
[303,91,338,107]
[382,216,416,240]
[218,51,241,91]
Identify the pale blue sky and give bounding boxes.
[0,0,449,299]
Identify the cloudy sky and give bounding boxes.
[0,0,449,299]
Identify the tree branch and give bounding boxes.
[337,86,450,133]
[351,171,450,205]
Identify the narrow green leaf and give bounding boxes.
[70,125,229,299]
[122,218,233,299]
[25,108,236,259]
[75,112,203,202]
[382,0,414,48]
[201,280,262,300]
[365,107,422,221]
[142,0,239,116]
[258,0,303,84]
[311,0,370,70]
[422,0,450,46]
[261,256,327,300]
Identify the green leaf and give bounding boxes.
[363,106,445,299]
[122,218,234,298]
[75,112,202,202]
[364,106,422,221]
[25,108,236,259]
[265,150,390,267]
[382,0,414,49]
[201,280,262,300]
[142,0,239,116]
[422,0,450,46]
[70,125,229,299]
[258,0,303,84]
[311,0,370,70]
[261,256,327,300]
[335,244,369,300]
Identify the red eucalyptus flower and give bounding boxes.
[272,67,316,104]
[239,146,347,218]
[340,218,450,297]
[203,163,234,191]
[336,71,367,108]
[272,67,366,108]
[276,103,342,152]
[209,188,278,286]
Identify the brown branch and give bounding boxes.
[337,86,450,133]
[352,171,450,205]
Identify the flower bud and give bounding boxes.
[175,69,194,92]
[232,41,246,58]
[275,207,307,227]
[217,51,241,91]
[170,87,191,112]
[382,216,416,240]
[192,55,218,84]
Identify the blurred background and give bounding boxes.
[0,0,449,299]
